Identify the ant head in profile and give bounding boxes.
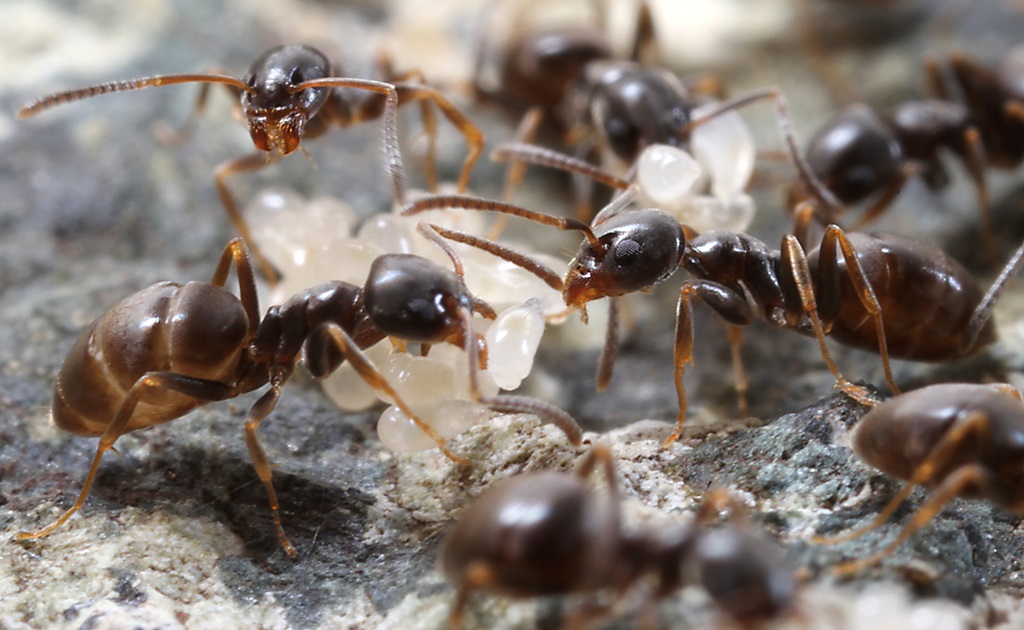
[241,45,332,155]
[563,206,687,308]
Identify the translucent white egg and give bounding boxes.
[485,300,546,390]
[378,351,457,407]
[690,103,755,198]
[357,213,415,254]
[636,144,704,207]
[319,341,393,411]
[377,399,491,452]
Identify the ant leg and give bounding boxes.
[851,163,920,229]
[685,88,845,224]
[665,280,754,446]
[792,202,816,251]
[596,297,620,392]
[695,488,750,523]
[962,237,1024,353]
[487,108,547,240]
[391,82,483,193]
[16,373,236,542]
[780,235,879,404]
[831,465,988,576]
[923,54,952,101]
[449,562,498,630]
[319,323,467,464]
[726,325,750,418]
[816,226,899,394]
[214,152,280,285]
[456,308,584,446]
[816,410,988,548]
[210,237,260,335]
[628,0,660,64]
[242,383,297,557]
[961,128,993,255]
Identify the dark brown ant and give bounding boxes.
[793,101,988,235]
[813,382,1024,575]
[795,45,1024,244]
[17,44,484,283]
[473,0,842,220]
[15,234,582,557]
[401,147,1024,446]
[441,442,796,629]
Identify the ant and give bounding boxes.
[17,44,484,283]
[402,147,1024,447]
[15,234,582,557]
[473,0,839,221]
[794,45,1024,246]
[813,382,1024,575]
[441,442,797,629]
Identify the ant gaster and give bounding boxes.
[441,443,796,629]
[17,234,582,557]
[402,148,1024,446]
[18,44,484,283]
[814,382,1024,575]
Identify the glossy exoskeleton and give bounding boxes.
[18,44,484,282]
[815,383,1024,574]
[402,168,1024,446]
[17,237,582,557]
[441,444,795,628]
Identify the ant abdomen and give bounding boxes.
[53,281,249,437]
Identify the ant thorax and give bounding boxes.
[245,187,566,452]
[633,103,756,234]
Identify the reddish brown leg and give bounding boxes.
[726,325,750,418]
[320,322,466,463]
[596,297,620,392]
[210,237,260,335]
[780,235,880,404]
[664,285,698,447]
[816,410,988,556]
[214,152,280,284]
[242,383,297,557]
[488,107,545,240]
[391,82,484,193]
[16,374,236,542]
[449,561,497,629]
[153,69,241,146]
[456,308,584,446]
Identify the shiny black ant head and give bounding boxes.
[585,62,693,163]
[805,103,902,204]
[363,254,474,343]
[241,45,331,155]
[693,525,795,625]
[563,208,686,308]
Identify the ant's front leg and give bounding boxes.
[213,153,280,285]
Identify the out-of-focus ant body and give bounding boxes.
[795,45,1024,245]
[814,382,1024,575]
[15,235,582,557]
[18,44,484,282]
[441,443,796,628]
[402,148,1024,446]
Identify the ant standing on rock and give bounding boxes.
[18,44,484,283]
[441,442,797,629]
[403,147,1024,447]
[14,110,580,557]
[814,382,1024,575]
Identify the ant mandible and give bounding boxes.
[402,146,1024,446]
[441,442,796,628]
[17,44,484,283]
[813,382,1024,575]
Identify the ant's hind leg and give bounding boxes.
[16,373,235,543]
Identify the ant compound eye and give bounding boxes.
[613,238,642,266]
[290,67,304,85]
[244,73,256,88]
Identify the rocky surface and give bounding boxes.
[3,1,1024,629]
